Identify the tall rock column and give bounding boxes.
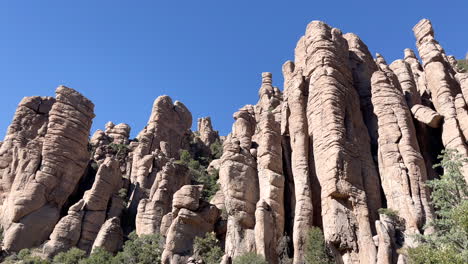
[197,117,219,147]
[413,19,468,182]
[390,59,439,181]
[129,95,192,224]
[344,33,379,155]
[1,86,94,251]
[299,21,380,263]
[220,105,258,260]
[282,61,313,264]
[371,59,433,240]
[254,73,284,264]
[0,96,55,203]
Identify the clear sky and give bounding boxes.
[0,1,467,138]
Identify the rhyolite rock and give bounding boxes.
[0,18,466,264]
[1,86,94,252]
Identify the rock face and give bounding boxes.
[197,117,219,147]
[0,18,466,264]
[131,95,193,236]
[43,157,122,256]
[0,86,94,251]
[371,58,433,244]
[161,185,220,264]
[220,105,259,260]
[413,19,468,182]
[217,19,463,264]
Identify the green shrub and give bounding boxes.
[378,208,399,218]
[15,249,50,264]
[109,143,130,159]
[177,150,192,165]
[78,248,113,264]
[90,161,99,171]
[53,248,86,264]
[193,232,223,264]
[118,188,127,200]
[196,169,220,201]
[113,232,163,264]
[188,159,201,170]
[17,248,32,260]
[232,252,267,264]
[305,227,333,264]
[457,59,468,72]
[176,149,220,201]
[210,140,223,160]
[407,149,468,263]
[407,244,465,264]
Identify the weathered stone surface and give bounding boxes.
[220,105,258,259]
[414,19,468,182]
[197,117,219,147]
[254,75,284,263]
[172,185,203,212]
[300,21,380,263]
[0,96,55,204]
[43,157,122,256]
[375,215,397,264]
[161,199,220,264]
[135,161,190,235]
[42,200,85,257]
[411,104,443,128]
[105,122,131,145]
[282,61,313,264]
[1,86,94,251]
[129,95,192,225]
[1,18,465,264]
[344,33,379,155]
[91,217,123,254]
[371,64,433,237]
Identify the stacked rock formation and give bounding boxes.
[0,86,94,251]
[218,19,467,264]
[0,18,467,264]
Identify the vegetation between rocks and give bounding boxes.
[406,149,468,263]
[193,232,223,264]
[305,227,334,264]
[177,149,220,201]
[232,252,268,264]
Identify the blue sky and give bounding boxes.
[0,1,467,138]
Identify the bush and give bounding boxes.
[457,59,468,72]
[113,232,163,264]
[177,149,220,201]
[53,248,86,264]
[177,150,192,165]
[407,149,468,263]
[378,208,399,218]
[407,244,465,264]
[210,140,223,160]
[305,227,333,264]
[196,169,220,201]
[78,248,113,264]
[232,252,267,264]
[14,249,51,264]
[193,232,223,264]
[109,143,130,159]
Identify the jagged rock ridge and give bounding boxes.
[0,18,467,264]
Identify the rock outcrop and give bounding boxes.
[43,157,122,256]
[0,86,94,251]
[161,185,220,264]
[0,18,466,264]
[413,19,468,182]
[197,117,219,147]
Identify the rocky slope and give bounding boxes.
[0,19,467,264]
